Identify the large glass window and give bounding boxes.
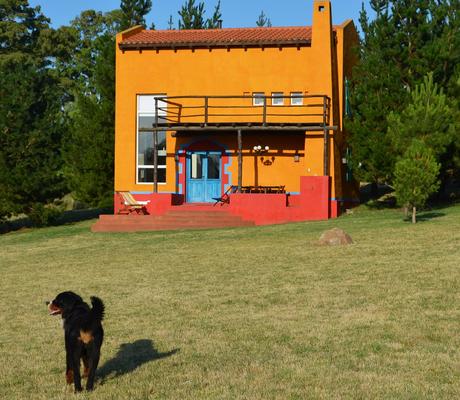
[136,95,167,184]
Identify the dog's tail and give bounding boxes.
[90,296,105,322]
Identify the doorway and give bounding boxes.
[186,151,222,203]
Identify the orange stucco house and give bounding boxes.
[93,0,359,232]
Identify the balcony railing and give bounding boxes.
[153,95,331,130]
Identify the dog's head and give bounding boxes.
[46,291,84,317]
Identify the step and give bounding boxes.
[91,220,254,232]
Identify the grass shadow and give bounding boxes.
[0,208,112,234]
[97,339,179,383]
[414,211,446,222]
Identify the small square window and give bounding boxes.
[319,5,325,12]
[290,92,303,106]
[253,92,265,106]
[272,92,284,106]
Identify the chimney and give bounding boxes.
[312,0,333,50]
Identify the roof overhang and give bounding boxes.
[119,40,312,51]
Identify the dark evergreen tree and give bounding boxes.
[388,73,456,163]
[120,0,152,29]
[346,1,404,187]
[178,0,222,30]
[347,0,460,191]
[0,0,49,58]
[256,10,272,27]
[168,15,175,30]
[60,11,121,208]
[178,0,205,29]
[0,0,67,222]
[206,0,222,29]
[0,58,68,220]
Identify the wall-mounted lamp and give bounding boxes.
[174,153,179,162]
[253,145,269,154]
[294,152,300,162]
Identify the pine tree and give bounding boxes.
[0,58,68,220]
[256,11,272,27]
[206,0,222,29]
[347,1,405,187]
[394,140,440,223]
[61,12,120,207]
[168,15,175,30]
[178,0,222,30]
[120,0,152,30]
[388,73,456,163]
[0,0,50,58]
[347,0,459,191]
[0,0,67,222]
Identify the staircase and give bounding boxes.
[91,204,255,232]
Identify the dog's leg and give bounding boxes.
[64,335,74,386]
[85,344,101,391]
[65,350,73,385]
[82,351,89,379]
[71,344,83,392]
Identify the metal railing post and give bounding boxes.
[154,98,159,193]
[263,96,267,126]
[237,129,242,192]
[323,96,329,177]
[204,96,208,126]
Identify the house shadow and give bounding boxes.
[97,339,179,383]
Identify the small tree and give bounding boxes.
[388,73,456,163]
[394,140,440,223]
[206,0,222,29]
[178,0,222,30]
[256,11,271,27]
[178,0,205,29]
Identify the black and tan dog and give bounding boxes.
[46,291,104,392]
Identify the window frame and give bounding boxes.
[271,92,284,106]
[136,94,167,185]
[252,92,265,107]
[290,92,304,106]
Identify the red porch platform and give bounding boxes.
[92,176,334,232]
[91,205,255,232]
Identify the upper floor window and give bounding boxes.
[252,92,265,106]
[271,92,284,106]
[290,92,303,106]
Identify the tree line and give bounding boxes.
[0,0,223,225]
[347,0,459,221]
[0,0,458,225]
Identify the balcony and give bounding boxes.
[151,94,332,132]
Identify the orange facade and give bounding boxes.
[114,0,359,219]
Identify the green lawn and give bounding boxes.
[1,205,459,399]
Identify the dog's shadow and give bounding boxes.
[97,339,179,383]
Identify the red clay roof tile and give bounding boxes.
[119,26,313,49]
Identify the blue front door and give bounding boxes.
[186,151,221,203]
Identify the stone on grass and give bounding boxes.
[318,228,353,246]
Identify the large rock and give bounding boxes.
[318,228,353,246]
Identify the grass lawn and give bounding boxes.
[1,204,459,399]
